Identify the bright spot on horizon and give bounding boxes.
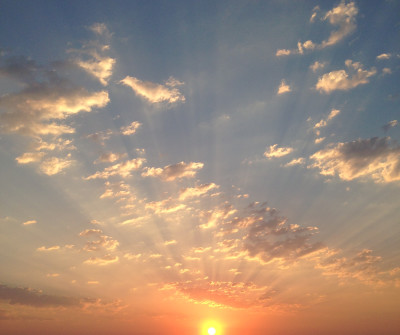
[208,327,216,335]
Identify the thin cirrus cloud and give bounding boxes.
[310,137,400,183]
[120,75,185,104]
[179,183,219,200]
[315,60,376,93]
[85,158,146,180]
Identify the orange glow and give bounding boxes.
[201,320,223,335]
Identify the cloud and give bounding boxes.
[84,254,119,266]
[179,183,219,200]
[314,109,340,129]
[284,158,305,167]
[316,60,376,93]
[277,80,291,95]
[37,245,60,252]
[310,61,327,72]
[264,144,293,158]
[120,121,142,135]
[0,284,79,307]
[320,1,358,48]
[85,158,146,179]
[38,155,74,175]
[310,137,400,183]
[142,161,204,181]
[120,76,185,104]
[71,23,115,86]
[0,81,109,137]
[382,120,398,132]
[376,53,391,60]
[315,137,326,144]
[317,249,384,284]
[95,152,127,164]
[16,152,45,164]
[23,220,37,225]
[79,229,119,252]
[146,198,186,214]
[276,2,358,56]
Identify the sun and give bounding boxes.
[208,327,216,335]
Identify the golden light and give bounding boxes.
[201,320,223,335]
[208,327,216,335]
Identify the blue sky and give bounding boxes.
[1,1,400,334]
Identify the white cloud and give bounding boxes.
[142,161,204,181]
[376,53,391,60]
[277,80,291,95]
[264,144,294,158]
[85,158,146,179]
[310,137,400,183]
[120,121,142,135]
[316,60,376,93]
[120,76,185,104]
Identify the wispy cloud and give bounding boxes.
[179,183,219,200]
[85,158,146,179]
[121,76,185,104]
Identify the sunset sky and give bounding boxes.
[1,1,400,334]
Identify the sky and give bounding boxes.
[0,1,400,334]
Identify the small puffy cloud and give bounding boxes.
[37,245,60,252]
[264,144,294,158]
[85,158,146,180]
[79,229,103,237]
[320,1,358,48]
[23,220,37,225]
[38,155,73,175]
[95,152,127,164]
[277,80,291,95]
[120,76,185,104]
[120,121,142,135]
[383,120,398,132]
[86,130,113,145]
[276,49,292,57]
[80,231,119,252]
[179,183,219,200]
[310,61,327,72]
[89,23,112,37]
[142,161,204,181]
[382,68,392,75]
[284,158,305,167]
[16,152,45,164]
[316,60,376,93]
[84,254,119,266]
[376,53,391,60]
[310,137,400,183]
[297,40,316,54]
[309,6,320,23]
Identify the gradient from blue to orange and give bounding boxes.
[0,1,400,334]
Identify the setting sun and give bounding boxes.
[208,327,216,335]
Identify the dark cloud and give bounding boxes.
[0,284,80,308]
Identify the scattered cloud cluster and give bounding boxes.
[310,137,400,183]
[264,144,293,158]
[276,1,358,56]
